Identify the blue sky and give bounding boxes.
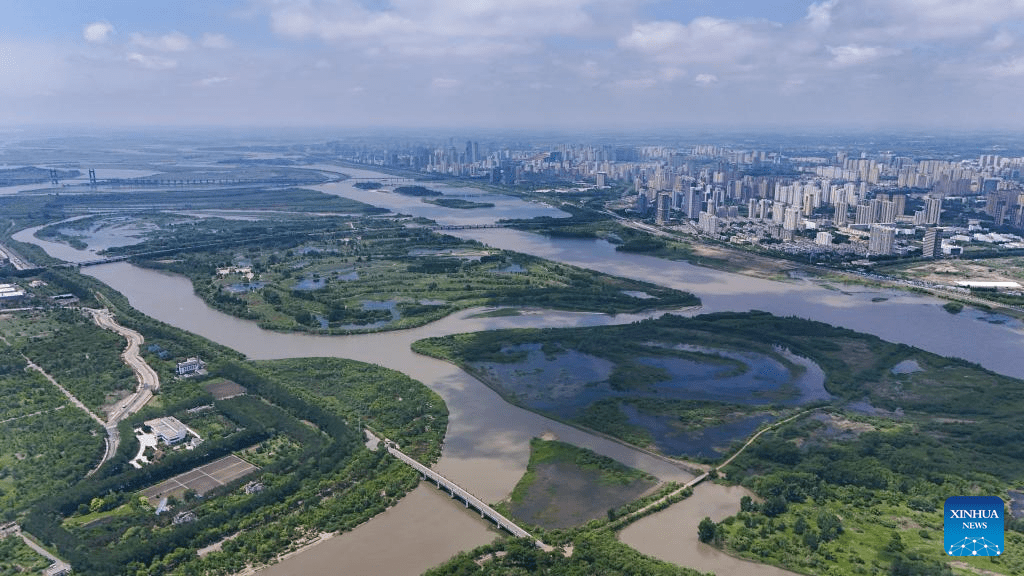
[2,0,1024,129]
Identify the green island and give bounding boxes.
[497,438,657,530]
[415,311,1024,575]
[394,185,443,196]
[120,226,698,333]
[423,197,496,209]
[413,312,830,458]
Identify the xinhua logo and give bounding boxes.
[944,496,1004,557]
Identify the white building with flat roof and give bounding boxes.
[176,357,205,376]
[146,417,189,445]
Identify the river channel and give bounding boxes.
[13,164,1024,575]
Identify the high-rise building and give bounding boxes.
[855,204,874,225]
[834,202,848,226]
[893,194,906,217]
[925,197,942,225]
[698,212,719,235]
[596,172,607,187]
[869,198,883,221]
[815,231,833,246]
[879,200,897,224]
[685,187,701,219]
[635,193,649,214]
[869,225,896,256]
[656,193,671,225]
[923,227,942,258]
[783,206,802,231]
[802,193,815,217]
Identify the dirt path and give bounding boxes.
[24,359,106,427]
[614,408,817,528]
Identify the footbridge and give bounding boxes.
[384,440,542,545]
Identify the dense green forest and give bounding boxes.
[1,268,451,576]
[22,354,447,576]
[19,308,136,414]
[707,411,1024,575]
[0,345,105,518]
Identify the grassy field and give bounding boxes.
[500,439,657,530]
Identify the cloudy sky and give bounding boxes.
[2,0,1023,130]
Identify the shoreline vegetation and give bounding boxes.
[414,310,1024,575]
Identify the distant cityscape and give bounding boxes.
[334,138,1024,264]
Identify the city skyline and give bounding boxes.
[2,0,1024,130]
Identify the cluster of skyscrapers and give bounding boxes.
[336,138,1024,259]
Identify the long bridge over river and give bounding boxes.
[384,439,546,547]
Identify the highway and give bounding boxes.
[0,242,34,270]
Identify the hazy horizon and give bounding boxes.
[3,1,1024,131]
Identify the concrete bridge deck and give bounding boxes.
[384,440,543,545]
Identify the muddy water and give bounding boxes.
[620,482,801,576]
[254,485,498,576]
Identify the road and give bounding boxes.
[85,307,161,474]
[9,525,72,576]
[0,242,34,270]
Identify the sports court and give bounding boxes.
[141,454,259,506]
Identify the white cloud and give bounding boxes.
[618,18,768,65]
[615,77,657,90]
[986,30,1016,51]
[827,44,896,67]
[805,0,835,33]
[987,55,1024,77]
[83,22,115,44]
[126,52,178,70]
[826,0,1024,42]
[264,0,600,58]
[197,76,230,86]
[576,59,608,80]
[431,77,461,89]
[694,73,718,86]
[130,31,192,52]
[201,33,233,49]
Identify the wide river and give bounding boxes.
[13,165,1024,575]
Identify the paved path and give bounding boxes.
[84,307,161,474]
[8,525,72,575]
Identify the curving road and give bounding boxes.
[85,307,161,474]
